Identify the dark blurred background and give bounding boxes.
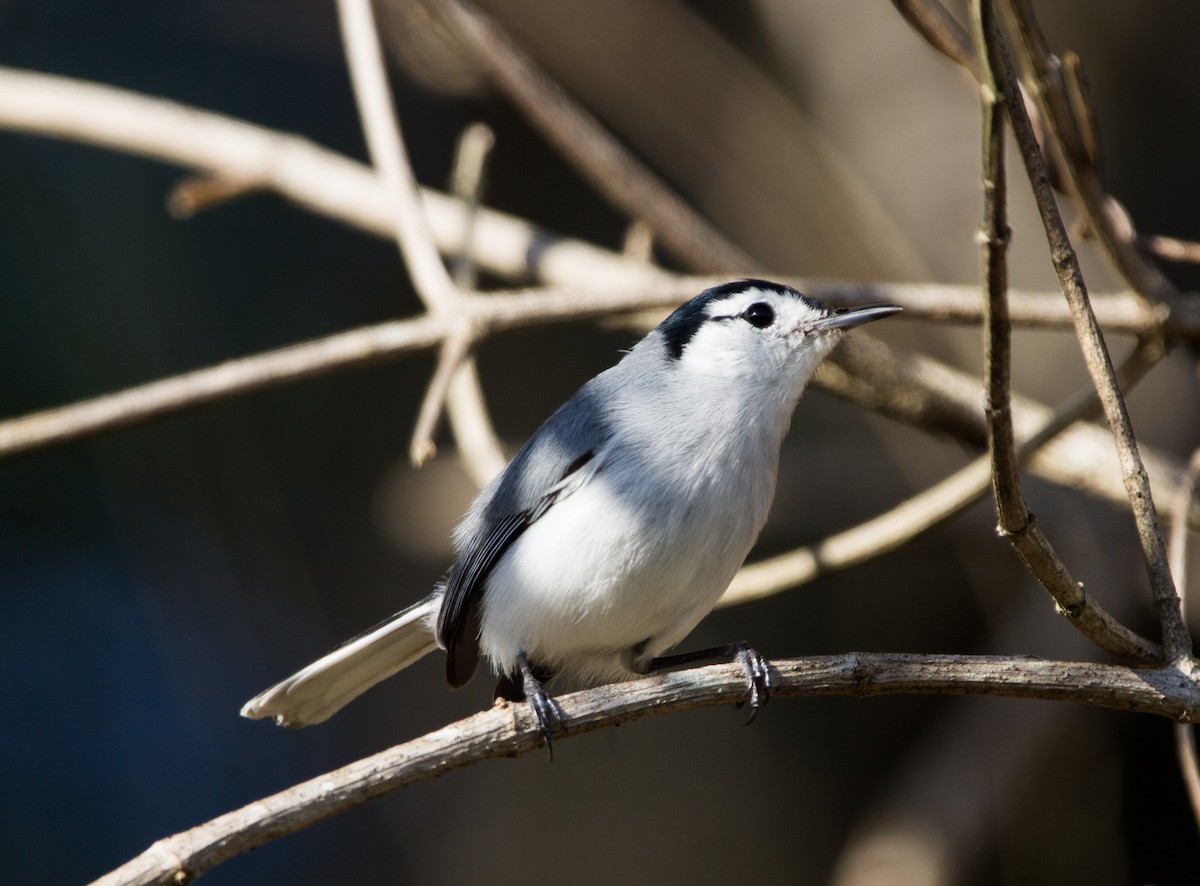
[1,1,1198,884]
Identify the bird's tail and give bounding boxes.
[240,592,441,727]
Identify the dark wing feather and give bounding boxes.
[436,374,618,688]
[440,512,530,687]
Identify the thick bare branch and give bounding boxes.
[0,66,664,290]
[92,654,1200,886]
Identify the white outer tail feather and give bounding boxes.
[239,594,441,727]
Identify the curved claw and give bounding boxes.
[733,642,772,725]
[519,653,565,759]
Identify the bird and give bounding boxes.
[241,279,900,748]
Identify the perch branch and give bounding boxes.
[91,654,1200,886]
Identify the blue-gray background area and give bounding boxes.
[2,3,1199,885]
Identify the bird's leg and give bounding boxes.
[495,653,563,757]
[643,641,772,724]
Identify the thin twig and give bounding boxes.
[445,122,507,485]
[409,326,473,467]
[444,365,507,485]
[982,2,1192,661]
[1061,52,1104,182]
[798,280,1180,335]
[0,286,677,460]
[975,0,1019,529]
[1169,450,1200,833]
[1169,450,1200,618]
[998,0,1179,310]
[419,0,755,274]
[972,0,1157,664]
[0,66,668,290]
[895,2,1181,316]
[819,333,1198,532]
[622,220,656,264]
[337,0,458,308]
[91,654,1200,886]
[0,314,447,458]
[448,122,495,290]
[888,0,981,79]
[1141,233,1200,266]
[339,0,504,478]
[1175,723,1200,838]
[166,174,262,218]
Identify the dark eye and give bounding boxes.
[743,302,775,328]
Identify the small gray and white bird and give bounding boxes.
[241,280,900,741]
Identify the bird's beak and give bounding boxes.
[811,303,903,332]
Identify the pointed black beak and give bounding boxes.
[811,303,903,332]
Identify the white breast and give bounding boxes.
[478,412,781,684]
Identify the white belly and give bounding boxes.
[477,464,767,683]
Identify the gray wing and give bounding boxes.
[437,374,617,687]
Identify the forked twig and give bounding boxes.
[971,0,1161,664]
[980,0,1191,661]
[338,0,502,476]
